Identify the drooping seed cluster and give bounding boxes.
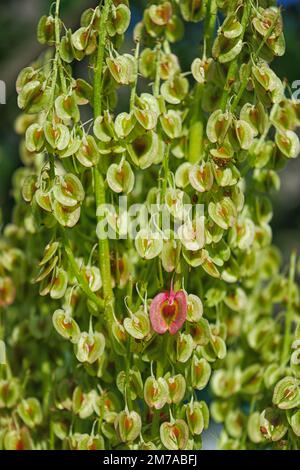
[0,0,300,451]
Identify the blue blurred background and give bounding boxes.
[0,0,299,256]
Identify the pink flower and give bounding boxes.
[150,288,187,335]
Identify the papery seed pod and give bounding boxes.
[123,308,150,340]
[78,434,105,450]
[139,48,156,79]
[107,160,135,194]
[175,162,192,189]
[233,119,254,150]
[191,355,211,390]
[208,197,237,230]
[161,75,189,105]
[52,309,81,343]
[272,377,300,410]
[17,398,43,428]
[275,130,300,159]
[55,94,80,122]
[48,269,67,300]
[178,218,205,252]
[144,376,169,410]
[75,331,105,364]
[135,229,163,260]
[213,163,239,187]
[25,123,45,153]
[221,13,242,39]
[0,277,16,308]
[224,287,247,312]
[191,58,212,84]
[161,238,179,273]
[37,15,56,45]
[166,15,184,43]
[0,379,21,408]
[115,409,141,443]
[134,95,160,131]
[114,112,135,139]
[211,369,240,398]
[187,294,203,323]
[4,428,33,450]
[150,289,187,335]
[107,54,136,85]
[290,410,300,437]
[44,122,70,151]
[107,4,131,37]
[229,218,255,251]
[53,174,85,207]
[128,131,159,169]
[190,318,211,346]
[240,102,268,136]
[160,419,189,450]
[189,162,214,192]
[73,79,93,105]
[213,36,243,64]
[177,333,194,363]
[186,401,208,435]
[81,265,102,292]
[160,110,182,139]
[18,80,51,113]
[72,27,97,55]
[240,365,263,395]
[225,409,245,439]
[160,53,180,80]
[112,320,128,354]
[247,412,264,444]
[260,408,288,441]
[76,135,99,167]
[117,369,143,400]
[180,0,206,22]
[35,189,52,212]
[207,110,232,144]
[165,188,189,220]
[165,374,186,404]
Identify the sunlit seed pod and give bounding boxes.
[247,412,264,444]
[161,238,178,273]
[208,197,237,231]
[22,175,38,202]
[44,122,70,151]
[176,333,194,363]
[191,355,211,390]
[135,229,163,260]
[160,419,189,450]
[81,266,102,292]
[114,112,136,139]
[25,123,45,153]
[37,15,56,45]
[18,80,50,113]
[178,218,205,252]
[72,387,95,418]
[220,13,242,39]
[160,110,182,139]
[75,331,105,364]
[161,75,189,105]
[229,218,255,251]
[127,131,159,169]
[207,109,232,144]
[187,294,203,323]
[252,7,283,39]
[211,369,240,399]
[107,4,131,37]
[57,135,82,159]
[55,93,80,122]
[165,188,189,220]
[107,160,135,194]
[76,135,99,167]
[52,309,81,343]
[186,402,206,436]
[115,409,141,443]
[189,162,214,192]
[180,0,206,22]
[165,374,186,404]
[213,163,239,187]
[290,410,300,437]
[78,435,105,451]
[213,35,243,64]
[160,53,180,81]
[134,106,158,131]
[240,102,268,136]
[52,201,81,228]
[275,130,300,159]
[107,54,136,85]
[260,408,288,442]
[166,15,184,42]
[234,119,254,150]
[4,428,33,450]
[175,162,192,189]
[144,376,169,410]
[0,379,21,408]
[123,309,150,340]
[17,398,42,429]
[73,78,93,105]
[148,2,172,26]
[35,189,52,212]
[117,369,143,401]
[53,174,85,208]
[272,376,300,410]
[72,27,96,54]
[50,268,68,300]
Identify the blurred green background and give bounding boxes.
[0,0,299,258]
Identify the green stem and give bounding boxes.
[153,42,161,97]
[220,2,251,111]
[130,40,140,111]
[204,0,217,55]
[93,0,114,304]
[281,252,297,366]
